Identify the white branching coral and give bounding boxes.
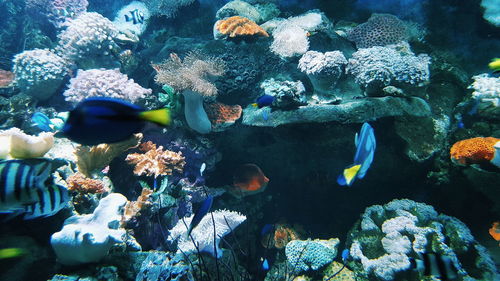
[168,209,246,257]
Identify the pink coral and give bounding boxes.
[347,14,408,49]
[63,68,151,103]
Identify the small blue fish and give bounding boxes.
[261,258,269,271]
[186,196,213,237]
[341,249,349,262]
[262,108,270,121]
[124,9,145,25]
[61,97,171,145]
[31,112,54,132]
[252,94,275,108]
[337,122,376,186]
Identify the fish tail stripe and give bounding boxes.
[14,163,26,201]
[0,162,12,203]
[47,185,56,212]
[26,167,35,199]
[57,185,65,205]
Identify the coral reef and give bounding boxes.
[26,0,89,29]
[260,78,307,109]
[56,12,119,68]
[168,209,246,257]
[214,16,269,40]
[285,238,339,273]
[63,68,151,103]
[346,43,431,92]
[298,50,348,102]
[261,223,302,249]
[66,173,108,194]
[125,141,186,178]
[346,199,498,281]
[0,69,14,88]
[347,14,409,48]
[144,0,195,18]
[12,49,68,100]
[154,52,225,133]
[122,187,153,225]
[481,0,500,27]
[450,137,500,167]
[51,193,128,265]
[204,101,242,132]
[75,133,142,177]
[136,251,193,281]
[469,74,500,119]
[0,127,54,159]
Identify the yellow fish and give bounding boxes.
[0,248,25,259]
[488,58,500,73]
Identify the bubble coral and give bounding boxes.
[204,101,242,132]
[125,141,186,178]
[214,16,269,40]
[347,14,409,49]
[450,137,500,167]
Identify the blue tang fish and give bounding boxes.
[31,112,54,132]
[337,122,376,186]
[61,97,171,145]
[186,195,213,237]
[252,94,275,108]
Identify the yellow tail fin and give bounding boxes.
[251,103,258,108]
[489,58,500,71]
[138,108,171,126]
[344,164,361,186]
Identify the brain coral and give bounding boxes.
[347,14,409,49]
[285,238,339,274]
[346,199,498,281]
[63,68,151,103]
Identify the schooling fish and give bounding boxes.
[0,159,69,219]
[124,9,145,25]
[31,112,54,132]
[61,97,171,145]
[186,195,213,238]
[410,252,459,281]
[337,122,376,186]
[252,94,275,108]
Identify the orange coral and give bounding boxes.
[66,173,108,194]
[204,101,242,130]
[261,223,302,249]
[122,187,153,226]
[0,69,14,88]
[450,137,500,165]
[489,222,500,242]
[216,16,269,38]
[125,141,186,178]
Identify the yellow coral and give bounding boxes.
[0,128,54,159]
[216,16,269,38]
[75,133,143,177]
[125,141,185,178]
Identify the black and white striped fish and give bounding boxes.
[0,159,69,219]
[124,9,145,25]
[410,252,459,280]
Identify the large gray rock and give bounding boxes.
[242,96,431,127]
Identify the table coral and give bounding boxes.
[450,137,500,167]
[346,199,498,281]
[126,141,186,178]
[204,101,242,132]
[285,238,340,274]
[214,16,269,40]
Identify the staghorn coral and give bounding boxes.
[450,137,500,167]
[66,173,108,194]
[75,133,142,177]
[204,101,242,132]
[63,68,151,103]
[125,141,185,178]
[214,16,269,40]
[153,52,225,134]
[0,69,14,88]
[347,14,409,49]
[0,128,54,159]
[121,187,153,225]
[12,49,68,100]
